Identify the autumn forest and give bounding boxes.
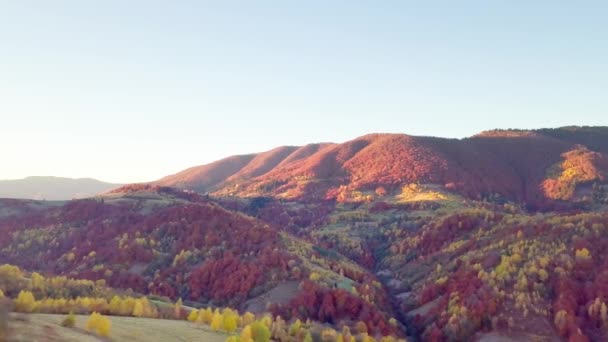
[2,126,608,342]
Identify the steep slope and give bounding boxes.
[0,176,121,200]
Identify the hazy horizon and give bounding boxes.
[2,1,607,183]
[2,125,606,184]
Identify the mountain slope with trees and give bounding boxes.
[156,127,608,209]
[3,126,608,341]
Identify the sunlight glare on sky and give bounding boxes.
[1,1,607,182]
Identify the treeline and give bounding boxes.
[0,264,180,319]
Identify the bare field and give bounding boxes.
[6,313,228,342]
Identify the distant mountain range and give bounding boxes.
[0,176,122,200]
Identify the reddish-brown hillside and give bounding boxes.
[0,187,401,336]
[157,154,256,192]
[225,146,300,181]
[154,127,608,207]
[276,143,335,167]
[542,146,608,200]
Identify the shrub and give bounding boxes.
[61,312,76,328]
[250,321,271,342]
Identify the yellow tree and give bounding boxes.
[187,309,199,322]
[86,312,111,337]
[360,333,376,342]
[30,272,45,292]
[173,298,182,319]
[15,290,36,313]
[198,308,213,324]
[0,264,23,293]
[109,296,122,315]
[380,337,396,342]
[119,297,135,316]
[222,310,239,332]
[210,310,223,331]
[575,247,591,261]
[241,311,256,326]
[97,317,111,337]
[61,312,76,328]
[140,298,157,318]
[241,325,253,341]
[289,319,302,336]
[78,297,92,312]
[250,321,271,342]
[132,299,145,317]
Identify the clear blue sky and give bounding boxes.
[1,1,607,183]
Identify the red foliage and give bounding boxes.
[0,195,295,307]
[188,254,263,301]
[272,280,400,337]
[149,129,608,207]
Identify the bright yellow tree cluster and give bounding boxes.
[14,290,36,313]
[189,307,242,333]
[107,296,158,317]
[86,312,111,337]
[8,289,163,319]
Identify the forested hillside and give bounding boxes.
[2,126,608,341]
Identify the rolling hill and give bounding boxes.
[3,126,608,341]
[0,176,121,201]
[0,185,402,338]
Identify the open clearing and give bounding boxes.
[7,313,228,342]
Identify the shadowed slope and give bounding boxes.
[157,154,256,192]
[226,146,300,181]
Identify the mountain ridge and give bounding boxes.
[154,126,608,208]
